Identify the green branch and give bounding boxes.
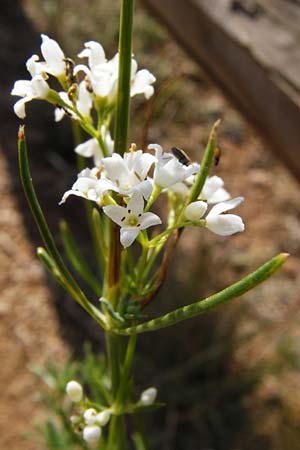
[116,253,288,335]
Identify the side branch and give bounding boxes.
[116,253,288,335]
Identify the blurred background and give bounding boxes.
[1,0,300,449]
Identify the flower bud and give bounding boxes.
[184,201,207,221]
[84,408,98,425]
[140,387,157,406]
[83,425,101,447]
[96,410,111,426]
[66,381,83,402]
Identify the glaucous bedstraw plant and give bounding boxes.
[13,1,287,448]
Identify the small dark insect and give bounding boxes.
[171,147,192,166]
[214,146,222,166]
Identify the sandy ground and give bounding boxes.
[0,149,67,450]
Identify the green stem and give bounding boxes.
[106,2,135,448]
[114,0,135,155]
[115,334,137,410]
[72,121,106,275]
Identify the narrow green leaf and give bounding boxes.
[116,253,288,335]
[37,247,68,291]
[92,208,108,258]
[18,127,106,328]
[60,220,102,296]
[187,119,220,204]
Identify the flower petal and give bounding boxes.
[207,197,244,217]
[59,189,89,205]
[78,41,106,69]
[127,179,153,200]
[120,228,139,248]
[127,191,144,216]
[13,97,30,119]
[103,204,127,227]
[207,187,230,204]
[139,212,162,230]
[41,34,65,76]
[131,69,156,98]
[75,138,100,159]
[77,81,92,117]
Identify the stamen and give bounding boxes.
[129,143,137,152]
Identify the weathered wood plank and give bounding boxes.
[143,0,300,180]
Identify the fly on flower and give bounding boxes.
[171,147,192,166]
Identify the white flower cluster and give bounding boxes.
[60,142,244,247]
[11,34,155,120]
[65,381,158,447]
[66,381,111,448]
[12,35,245,248]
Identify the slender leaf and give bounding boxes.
[116,253,288,335]
[60,220,102,296]
[187,119,220,204]
[18,126,106,328]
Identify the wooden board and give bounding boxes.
[143,0,300,180]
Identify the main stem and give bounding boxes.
[114,0,134,155]
[106,1,135,448]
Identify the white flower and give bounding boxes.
[205,197,245,236]
[140,387,157,406]
[99,150,155,200]
[201,176,230,204]
[184,201,208,221]
[66,380,83,402]
[84,408,98,425]
[75,127,113,166]
[26,54,43,77]
[11,75,50,119]
[75,41,155,101]
[83,425,101,447]
[40,34,66,77]
[25,35,66,79]
[78,41,106,70]
[103,192,161,247]
[96,411,111,426]
[54,81,93,122]
[170,174,230,203]
[149,144,199,189]
[130,68,156,99]
[59,168,106,205]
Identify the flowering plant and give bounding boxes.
[13,2,287,448]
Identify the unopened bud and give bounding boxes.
[140,387,157,406]
[66,380,83,402]
[84,408,98,425]
[96,410,111,426]
[184,201,207,221]
[83,425,101,447]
